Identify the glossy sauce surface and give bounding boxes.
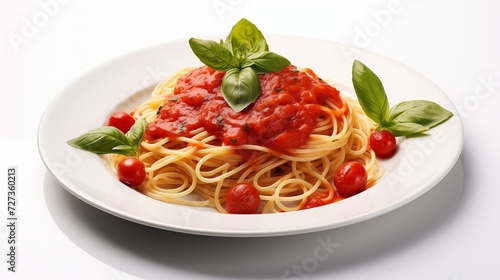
[146,65,343,153]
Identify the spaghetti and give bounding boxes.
[109,65,383,213]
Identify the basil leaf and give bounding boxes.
[128,118,148,148]
[190,19,290,112]
[224,18,268,55]
[221,67,261,112]
[188,38,235,71]
[388,100,453,129]
[233,43,249,65]
[352,60,390,125]
[67,126,135,156]
[247,51,291,74]
[112,145,136,155]
[385,122,429,137]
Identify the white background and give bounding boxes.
[1,0,499,279]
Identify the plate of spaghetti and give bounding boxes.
[38,19,462,237]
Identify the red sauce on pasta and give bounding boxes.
[146,65,343,153]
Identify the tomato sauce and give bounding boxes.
[146,65,343,153]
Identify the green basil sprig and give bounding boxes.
[67,118,147,156]
[352,60,453,136]
[189,18,290,112]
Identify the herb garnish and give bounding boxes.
[352,60,453,136]
[177,121,187,133]
[189,18,290,112]
[216,115,224,126]
[67,118,147,156]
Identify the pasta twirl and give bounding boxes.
[109,65,383,213]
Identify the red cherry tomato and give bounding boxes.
[107,112,136,134]
[226,183,260,214]
[117,158,146,188]
[333,162,367,197]
[370,130,397,158]
[301,197,326,210]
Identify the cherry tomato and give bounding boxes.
[370,130,397,158]
[226,183,260,214]
[107,112,136,134]
[117,157,146,188]
[301,197,326,210]
[333,162,367,197]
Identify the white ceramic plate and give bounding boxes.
[38,35,463,237]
